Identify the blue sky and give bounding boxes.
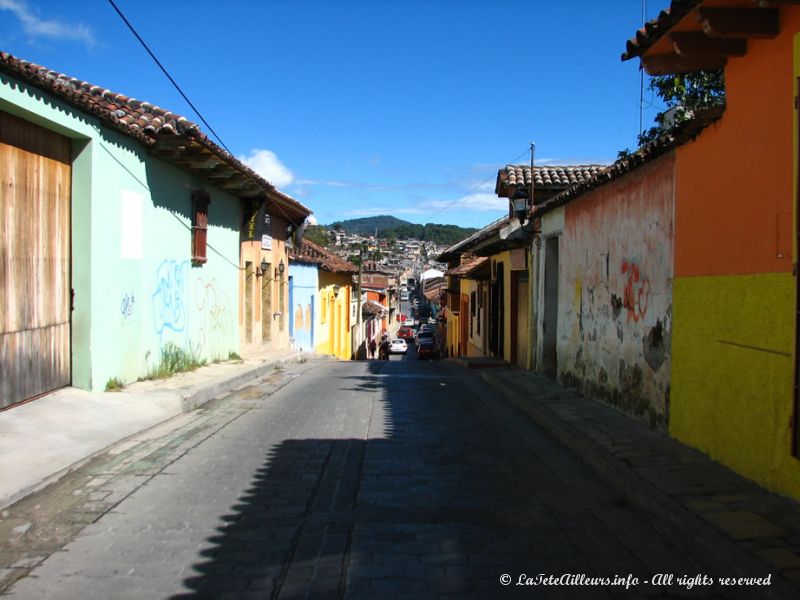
[0,0,664,228]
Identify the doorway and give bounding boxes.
[542,237,559,377]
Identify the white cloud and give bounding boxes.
[238,149,294,188]
[428,192,507,213]
[0,0,95,46]
[306,215,318,225]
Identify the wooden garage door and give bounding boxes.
[0,111,71,408]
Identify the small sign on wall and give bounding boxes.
[261,234,272,250]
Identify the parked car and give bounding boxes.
[397,327,415,340]
[416,330,434,344]
[416,339,436,360]
[389,338,408,355]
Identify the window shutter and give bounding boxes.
[191,190,210,264]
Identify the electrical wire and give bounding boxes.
[108,0,304,236]
[107,0,232,156]
[425,147,531,220]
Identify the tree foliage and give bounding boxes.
[324,216,476,246]
[620,69,725,156]
[303,224,331,247]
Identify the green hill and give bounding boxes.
[328,216,410,235]
[328,215,476,247]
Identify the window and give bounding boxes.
[191,190,210,264]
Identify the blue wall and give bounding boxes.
[289,263,317,352]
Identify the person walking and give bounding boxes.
[369,338,377,360]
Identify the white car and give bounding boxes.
[389,339,408,355]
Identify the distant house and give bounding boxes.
[0,52,309,406]
[438,165,603,368]
[288,240,358,359]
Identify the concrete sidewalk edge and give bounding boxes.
[178,352,309,412]
[480,370,796,600]
[0,352,312,511]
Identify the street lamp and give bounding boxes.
[511,184,528,224]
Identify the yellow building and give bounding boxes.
[288,240,357,361]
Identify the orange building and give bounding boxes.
[623,0,800,499]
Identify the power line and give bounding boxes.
[107,0,233,156]
[108,0,305,232]
[426,147,531,219]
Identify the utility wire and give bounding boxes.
[107,0,233,156]
[638,0,648,137]
[426,147,531,219]
[109,0,304,233]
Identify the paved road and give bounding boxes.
[3,358,724,598]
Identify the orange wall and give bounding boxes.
[674,8,798,277]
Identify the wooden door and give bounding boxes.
[1,111,71,408]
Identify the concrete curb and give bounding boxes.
[179,352,310,411]
[0,352,316,511]
[480,371,797,600]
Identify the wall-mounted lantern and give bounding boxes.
[256,258,268,277]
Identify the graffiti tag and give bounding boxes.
[194,277,232,355]
[121,291,135,319]
[621,260,650,323]
[152,260,188,335]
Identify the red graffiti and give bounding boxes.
[621,260,650,323]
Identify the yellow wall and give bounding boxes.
[446,310,460,357]
[667,8,800,500]
[315,271,352,360]
[493,250,513,361]
[671,274,797,496]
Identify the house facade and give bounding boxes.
[623,1,800,498]
[0,52,309,406]
[534,152,681,427]
[288,239,357,360]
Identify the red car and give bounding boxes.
[397,326,415,340]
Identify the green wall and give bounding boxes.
[2,73,241,391]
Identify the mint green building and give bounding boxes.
[0,52,309,406]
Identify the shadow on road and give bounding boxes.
[173,360,701,599]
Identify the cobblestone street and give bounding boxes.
[2,359,737,598]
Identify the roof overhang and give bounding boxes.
[622,0,781,75]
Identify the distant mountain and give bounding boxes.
[328,215,410,235]
[328,215,476,247]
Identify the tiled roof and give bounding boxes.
[436,216,511,262]
[536,106,724,217]
[495,165,607,199]
[0,51,311,223]
[445,257,488,277]
[621,1,701,61]
[288,239,358,273]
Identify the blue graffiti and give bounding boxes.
[121,291,135,318]
[152,260,188,334]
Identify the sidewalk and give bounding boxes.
[0,349,313,510]
[481,367,800,598]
